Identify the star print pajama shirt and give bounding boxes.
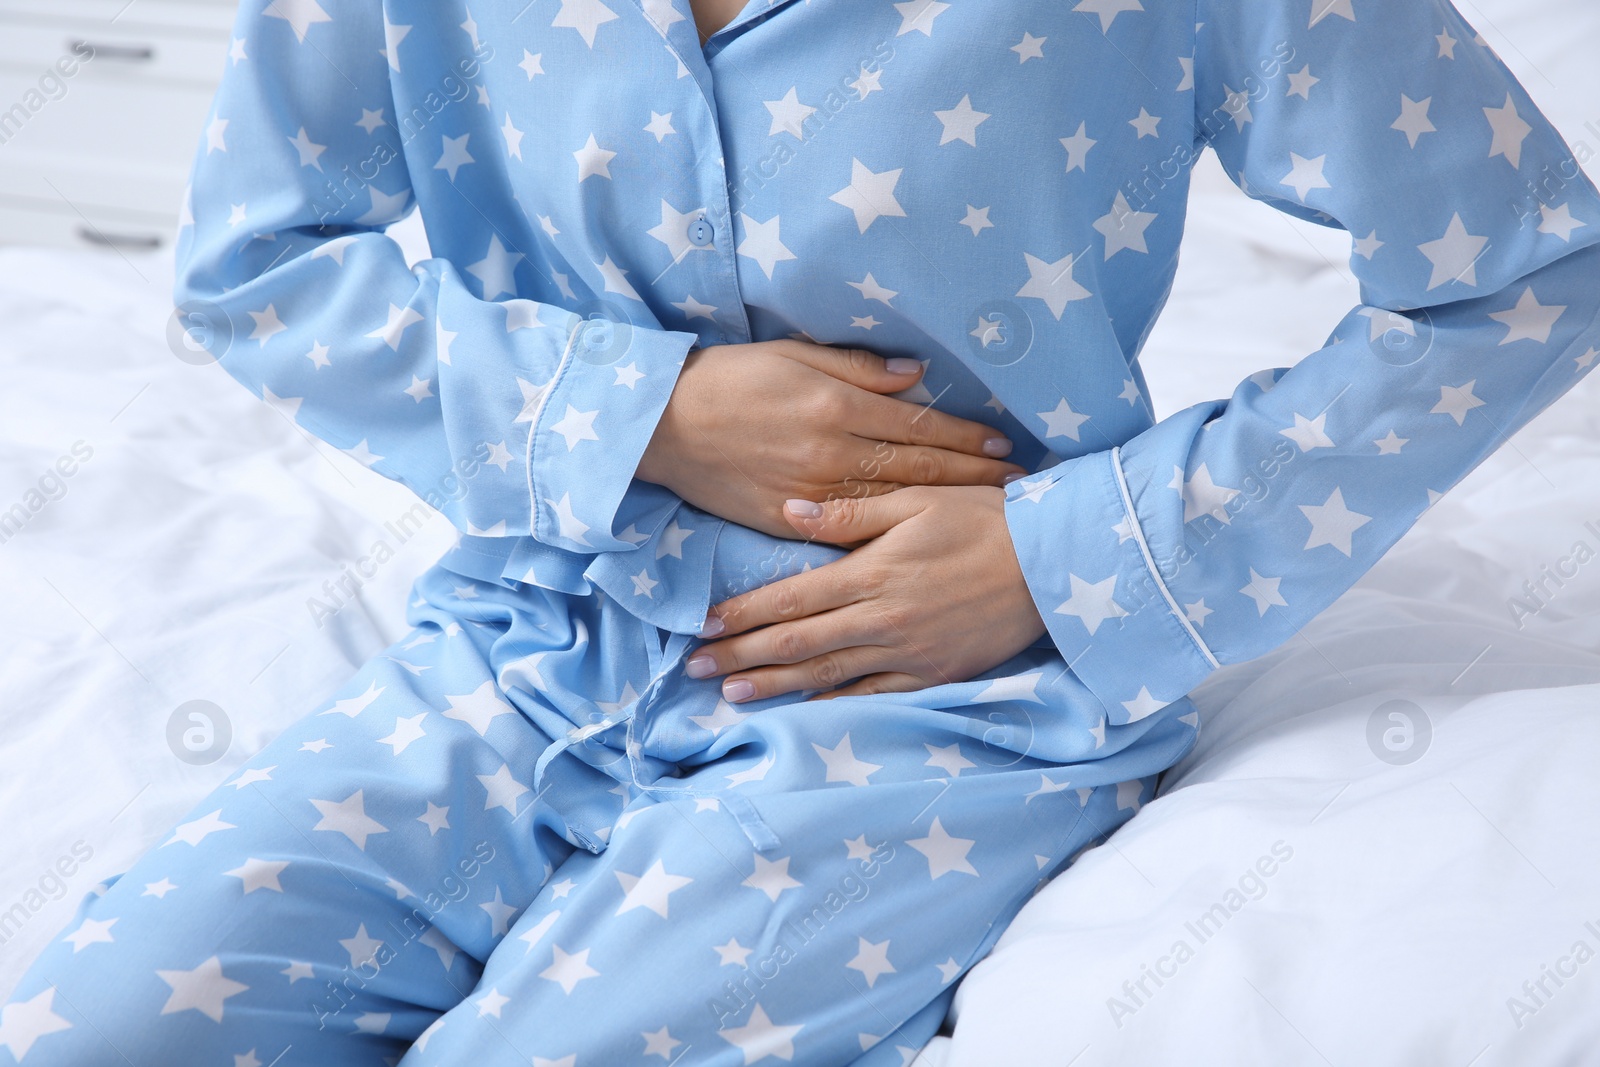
[7,0,1600,1063]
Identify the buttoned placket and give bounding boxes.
[634,0,808,348]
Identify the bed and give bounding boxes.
[2,0,1597,1061]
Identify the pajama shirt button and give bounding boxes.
[689,217,714,247]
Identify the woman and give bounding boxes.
[6,0,1598,1062]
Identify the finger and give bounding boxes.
[723,644,896,703]
[782,490,925,545]
[806,672,927,701]
[863,441,1027,489]
[688,606,876,679]
[772,340,927,395]
[846,479,911,498]
[706,558,858,639]
[851,390,1014,460]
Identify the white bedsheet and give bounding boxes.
[1,3,1597,1063]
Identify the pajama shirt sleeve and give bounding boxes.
[1001,0,1600,725]
[171,3,700,553]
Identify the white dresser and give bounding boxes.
[0,0,234,251]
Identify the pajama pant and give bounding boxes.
[3,557,1197,1066]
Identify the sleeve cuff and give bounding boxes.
[528,308,700,553]
[1002,446,1221,725]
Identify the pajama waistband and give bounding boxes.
[430,501,858,638]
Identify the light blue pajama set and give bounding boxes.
[7,0,1600,1062]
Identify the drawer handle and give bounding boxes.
[68,39,155,62]
[77,226,163,250]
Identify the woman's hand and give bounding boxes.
[634,340,1028,539]
[684,484,1050,702]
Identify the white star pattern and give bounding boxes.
[62,917,117,952]
[1060,121,1097,172]
[157,956,249,1022]
[1419,213,1489,290]
[614,861,694,919]
[365,303,423,351]
[1309,0,1355,28]
[716,938,754,967]
[1281,152,1331,201]
[1121,687,1168,722]
[719,1003,804,1064]
[743,855,803,901]
[467,235,524,300]
[1432,380,1487,425]
[1075,0,1144,33]
[165,809,236,847]
[645,110,675,141]
[736,213,796,278]
[381,17,410,72]
[689,697,750,735]
[812,734,882,786]
[846,938,896,987]
[264,0,330,43]
[552,0,618,47]
[765,87,816,140]
[1053,573,1127,635]
[478,763,531,815]
[1094,191,1158,258]
[540,945,601,993]
[1299,487,1372,556]
[893,0,949,37]
[907,818,978,878]
[1016,252,1091,319]
[309,790,387,850]
[1538,202,1587,242]
[288,126,327,169]
[574,133,616,180]
[502,114,525,159]
[434,133,474,181]
[1240,567,1289,615]
[442,680,516,735]
[1037,397,1092,441]
[1012,32,1046,62]
[223,858,290,894]
[1171,463,1241,524]
[1484,94,1532,169]
[549,405,601,450]
[934,94,989,146]
[1489,288,1566,344]
[247,304,286,346]
[377,712,427,754]
[924,742,976,777]
[1392,95,1437,147]
[829,158,907,234]
[1281,412,1335,451]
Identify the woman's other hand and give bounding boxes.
[685,484,1050,702]
[635,340,1028,538]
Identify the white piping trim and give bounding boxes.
[523,315,584,541]
[1108,445,1222,670]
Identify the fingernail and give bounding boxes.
[982,437,1013,458]
[685,654,717,679]
[723,678,755,702]
[885,357,921,375]
[1003,471,1027,485]
[698,614,725,638]
[785,498,824,519]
